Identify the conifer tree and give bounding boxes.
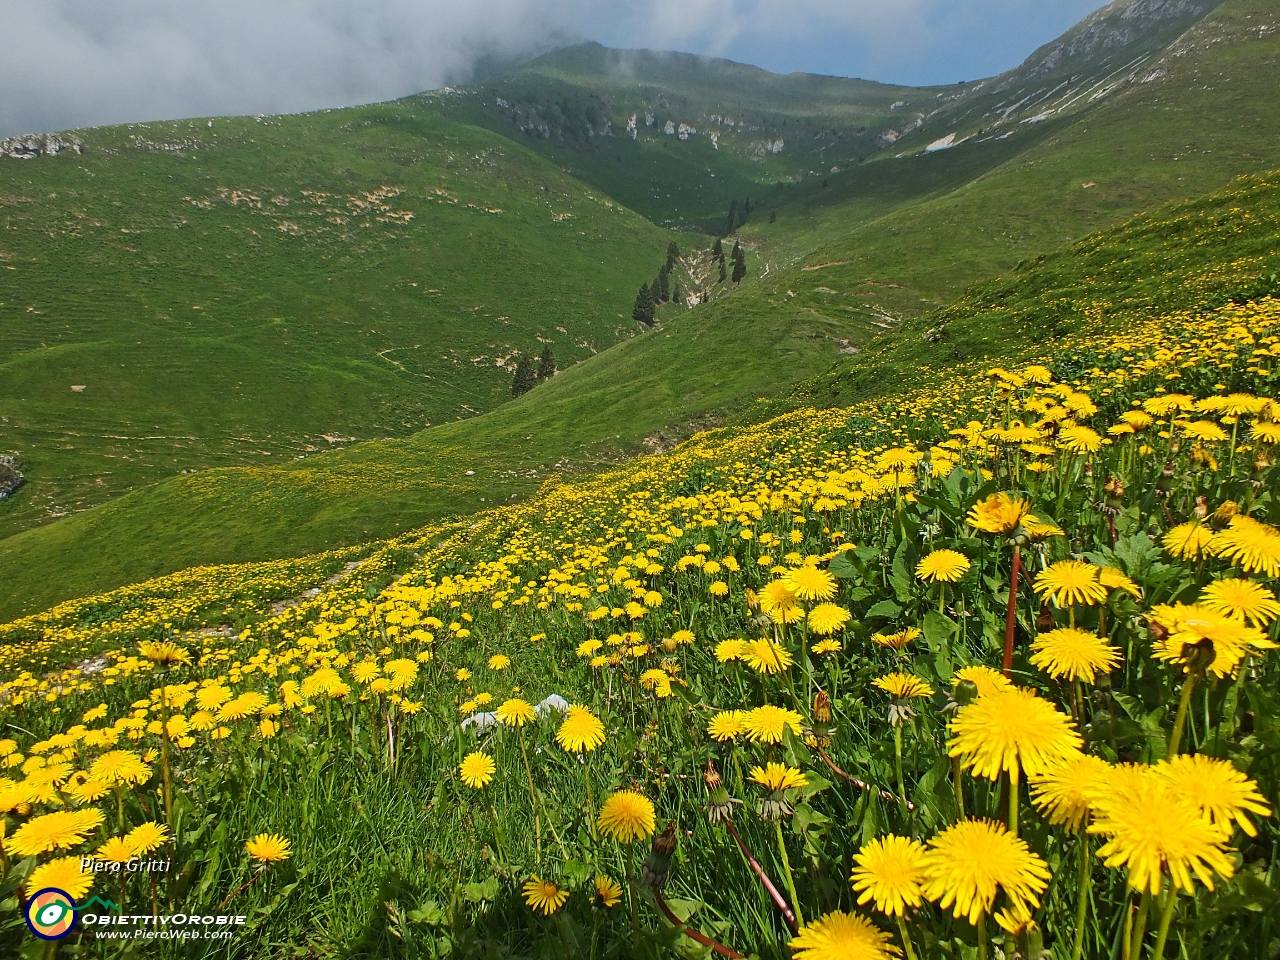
[656,265,670,303]
[744,197,751,215]
[666,241,680,270]
[726,199,739,235]
[718,259,727,284]
[672,280,683,305]
[632,282,655,326]
[536,345,555,381]
[732,246,746,285]
[511,355,537,396]
[769,209,777,223]
[731,240,741,260]
[712,238,724,262]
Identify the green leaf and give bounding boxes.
[922,610,956,652]
[865,599,902,620]
[463,877,498,903]
[829,553,858,579]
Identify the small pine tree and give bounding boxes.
[726,199,739,235]
[732,250,746,285]
[666,241,680,270]
[656,265,670,303]
[632,283,655,326]
[744,197,752,215]
[672,280,683,305]
[712,238,724,262]
[536,345,555,381]
[769,209,777,223]
[718,259,727,284]
[511,355,537,396]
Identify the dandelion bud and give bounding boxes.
[813,690,832,724]
[704,758,722,791]
[1194,495,1210,519]
[1182,637,1217,679]
[1035,603,1057,634]
[952,678,979,708]
[1104,475,1125,498]
[662,637,678,653]
[639,821,678,891]
[1212,500,1239,525]
[744,588,760,612]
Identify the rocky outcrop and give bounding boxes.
[1024,0,1213,77]
[0,133,82,159]
[0,456,23,499]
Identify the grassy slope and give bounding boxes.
[744,0,1280,326]
[2,0,1276,618]
[0,100,672,534]
[2,168,1279,622]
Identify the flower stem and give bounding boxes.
[1007,764,1020,838]
[977,911,988,960]
[1151,887,1178,959]
[952,755,965,820]
[518,727,543,864]
[1168,674,1198,757]
[1129,888,1153,960]
[894,725,909,819]
[774,819,805,929]
[1002,546,1022,678]
[897,914,919,960]
[1072,829,1091,960]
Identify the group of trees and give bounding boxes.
[632,241,683,327]
[726,197,752,235]
[511,345,556,397]
[712,238,747,285]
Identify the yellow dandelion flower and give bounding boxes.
[1200,578,1280,627]
[789,910,901,960]
[1089,770,1233,895]
[808,603,851,635]
[593,874,622,908]
[1028,752,1111,831]
[951,665,1012,698]
[556,706,606,753]
[948,687,1082,780]
[25,856,94,900]
[784,564,838,602]
[873,672,934,700]
[496,698,536,727]
[919,819,1049,926]
[244,833,292,864]
[1164,521,1214,561]
[741,638,794,674]
[707,710,746,742]
[850,834,927,918]
[597,790,655,843]
[523,875,570,916]
[1029,628,1121,682]
[1153,754,1271,837]
[1034,560,1108,608]
[1207,515,1280,578]
[7,808,105,857]
[715,639,747,663]
[968,492,1031,535]
[748,762,808,792]
[741,705,805,744]
[459,752,496,789]
[916,549,971,583]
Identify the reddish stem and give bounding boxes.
[1002,545,1022,679]
[724,820,799,934]
[818,746,914,811]
[655,889,747,958]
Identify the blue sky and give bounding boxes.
[2,0,1111,137]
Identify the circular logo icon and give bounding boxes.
[25,888,77,940]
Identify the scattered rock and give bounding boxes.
[0,455,23,499]
[1,133,82,160]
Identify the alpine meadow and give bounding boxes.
[4,0,1280,957]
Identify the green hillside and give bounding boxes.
[2,166,1277,623]
[0,102,673,534]
[2,0,1277,620]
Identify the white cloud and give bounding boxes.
[0,0,1106,136]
